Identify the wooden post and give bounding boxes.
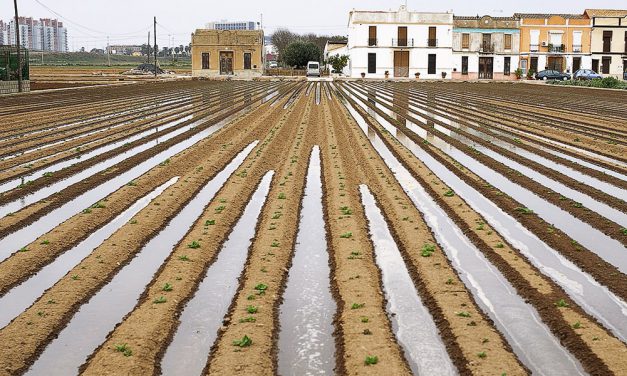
[13,0,23,92]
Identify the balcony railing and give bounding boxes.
[368,38,377,47]
[427,38,438,47]
[530,44,539,52]
[548,44,565,53]
[572,44,582,52]
[480,42,495,53]
[392,38,414,47]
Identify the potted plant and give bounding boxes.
[415,72,420,79]
[514,68,523,79]
[441,72,447,79]
[384,70,389,79]
[361,72,366,79]
[526,69,535,80]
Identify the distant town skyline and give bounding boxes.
[1,0,625,51]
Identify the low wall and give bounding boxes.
[0,80,31,95]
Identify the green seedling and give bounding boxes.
[115,343,133,357]
[254,283,268,292]
[340,206,352,215]
[247,295,256,301]
[129,219,137,225]
[515,207,533,214]
[19,247,29,252]
[572,202,584,208]
[188,241,201,249]
[444,190,455,197]
[364,356,378,366]
[621,228,627,236]
[219,199,227,203]
[495,243,504,249]
[363,329,372,335]
[91,201,106,209]
[40,240,50,245]
[179,255,190,261]
[477,351,487,359]
[239,316,256,323]
[215,206,226,213]
[278,193,286,199]
[233,335,252,347]
[555,299,569,308]
[153,296,167,304]
[71,275,80,281]
[361,317,369,323]
[445,278,454,285]
[246,305,258,314]
[127,180,137,186]
[82,208,92,214]
[340,232,353,239]
[572,321,582,329]
[162,283,173,292]
[456,311,471,318]
[351,303,365,310]
[43,172,53,178]
[421,243,436,257]
[205,220,216,226]
[271,241,280,247]
[159,159,171,166]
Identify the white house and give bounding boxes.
[347,5,454,79]
[323,40,350,76]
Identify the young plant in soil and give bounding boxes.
[205,220,216,226]
[233,335,252,347]
[246,305,258,314]
[153,296,167,304]
[351,303,365,309]
[115,343,133,357]
[162,283,173,292]
[188,241,201,249]
[421,244,436,257]
[364,355,378,365]
[340,232,353,239]
[444,190,455,197]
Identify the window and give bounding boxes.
[573,31,582,52]
[244,52,251,69]
[462,33,470,49]
[369,26,377,46]
[461,56,468,75]
[428,54,436,74]
[201,52,210,69]
[504,34,512,50]
[368,53,376,74]
[603,31,612,53]
[602,56,611,74]
[624,31,627,53]
[428,27,437,47]
[397,26,408,46]
[530,29,540,51]
[504,56,511,75]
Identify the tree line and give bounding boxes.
[271,28,346,68]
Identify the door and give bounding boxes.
[602,56,611,74]
[572,57,581,72]
[398,26,408,47]
[530,57,538,73]
[368,53,376,74]
[547,56,563,72]
[592,59,599,73]
[201,52,210,69]
[482,34,492,52]
[428,27,437,47]
[369,26,377,46]
[220,51,233,75]
[244,53,251,70]
[478,57,493,79]
[394,51,409,77]
[427,54,436,74]
[461,56,468,75]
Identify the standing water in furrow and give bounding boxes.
[343,98,586,375]
[0,111,244,262]
[0,176,179,329]
[25,142,257,376]
[360,185,456,376]
[278,146,336,376]
[160,170,274,376]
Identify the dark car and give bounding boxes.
[535,69,571,81]
[573,69,602,80]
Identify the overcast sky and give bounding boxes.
[2,0,625,50]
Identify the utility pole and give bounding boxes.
[153,16,157,78]
[106,36,111,66]
[13,0,23,92]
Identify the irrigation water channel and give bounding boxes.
[25,142,257,375]
[341,94,586,374]
[342,88,627,340]
[0,110,253,262]
[0,177,179,329]
[277,146,336,376]
[360,185,456,376]
[160,171,274,376]
[345,86,626,271]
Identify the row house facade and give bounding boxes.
[515,13,592,75]
[452,16,520,80]
[585,9,627,78]
[347,6,454,79]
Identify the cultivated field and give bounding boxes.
[0,80,625,375]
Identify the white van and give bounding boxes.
[306,61,320,77]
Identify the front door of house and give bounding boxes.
[220,51,234,75]
[478,57,493,79]
[394,51,409,77]
[573,57,581,72]
[547,56,563,72]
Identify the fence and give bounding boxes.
[0,46,30,94]
[265,67,330,77]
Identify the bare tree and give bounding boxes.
[271,28,299,63]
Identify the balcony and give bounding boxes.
[368,38,377,47]
[548,44,565,53]
[530,44,539,52]
[427,39,438,47]
[479,42,495,53]
[572,44,582,53]
[392,38,414,47]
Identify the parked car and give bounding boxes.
[306,61,320,77]
[535,69,571,81]
[268,61,278,69]
[573,69,603,80]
